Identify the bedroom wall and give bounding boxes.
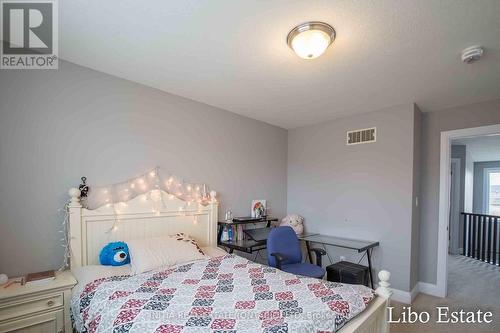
[287,104,420,292]
[419,99,500,285]
[0,60,288,277]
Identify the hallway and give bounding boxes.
[447,254,500,308]
[390,255,500,333]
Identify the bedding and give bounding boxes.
[128,234,207,275]
[71,254,374,333]
[72,247,225,293]
[72,265,132,293]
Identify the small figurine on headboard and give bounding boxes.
[78,177,89,198]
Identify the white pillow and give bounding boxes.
[128,235,206,275]
[72,265,131,294]
[201,246,227,258]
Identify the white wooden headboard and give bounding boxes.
[67,188,218,269]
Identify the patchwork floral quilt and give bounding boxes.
[71,255,374,333]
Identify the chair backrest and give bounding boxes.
[267,226,302,267]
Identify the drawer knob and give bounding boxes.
[47,300,55,307]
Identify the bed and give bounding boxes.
[67,187,391,333]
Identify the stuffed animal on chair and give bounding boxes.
[99,241,130,266]
[279,214,304,235]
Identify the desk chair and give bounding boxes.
[267,226,326,279]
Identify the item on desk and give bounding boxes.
[233,216,262,222]
[25,270,55,286]
[0,273,8,285]
[251,199,267,218]
[237,225,244,241]
[280,214,304,235]
[225,209,233,222]
[221,226,229,241]
[227,225,234,241]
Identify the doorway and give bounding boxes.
[437,124,500,298]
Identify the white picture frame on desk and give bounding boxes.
[251,199,266,218]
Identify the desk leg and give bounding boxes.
[366,248,374,289]
[305,241,313,264]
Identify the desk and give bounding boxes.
[298,233,379,288]
[217,217,278,254]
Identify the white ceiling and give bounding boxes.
[60,1,500,129]
[454,135,500,162]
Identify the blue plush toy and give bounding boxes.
[99,241,130,266]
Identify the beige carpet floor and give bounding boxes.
[390,255,500,333]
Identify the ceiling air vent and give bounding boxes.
[346,127,376,145]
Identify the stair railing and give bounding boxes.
[462,212,499,265]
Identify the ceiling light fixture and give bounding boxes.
[287,21,336,59]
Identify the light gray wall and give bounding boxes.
[0,60,288,277]
[473,161,500,214]
[419,99,500,284]
[287,104,418,291]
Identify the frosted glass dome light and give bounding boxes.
[287,22,336,60]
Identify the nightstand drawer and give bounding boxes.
[0,293,63,322]
[0,309,63,333]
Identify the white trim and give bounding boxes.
[390,288,412,304]
[417,282,440,296]
[450,158,461,254]
[438,124,500,298]
[389,282,441,304]
[390,284,419,304]
[410,283,420,302]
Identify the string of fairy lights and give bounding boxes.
[83,167,210,209]
[58,167,213,270]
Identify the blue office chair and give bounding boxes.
[267,226,326,279]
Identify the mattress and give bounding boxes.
[71,254,374,332]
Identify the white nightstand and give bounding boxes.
[0,270,76,333]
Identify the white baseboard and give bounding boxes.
[410,283,420,301]
[390,282,439,304]
[390,284,419,304]
[417,282,440,296]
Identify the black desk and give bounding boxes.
[217,217,278,254]
[298,233,379,288]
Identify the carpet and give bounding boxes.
[390,255,500,333]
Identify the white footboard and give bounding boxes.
[339,270,392,333]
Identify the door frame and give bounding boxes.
[437,124,500,297]
[449,158,461,255]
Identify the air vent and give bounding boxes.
[346,127,376,145]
